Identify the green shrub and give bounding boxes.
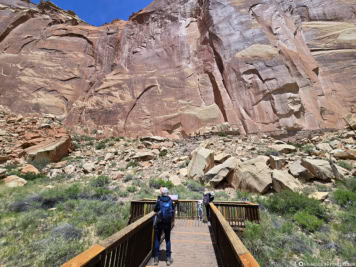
[95,142,106,150]
[96,217,126,239]
[185,180,204,193]
[345,176,356,192]
[118,191,129,197]
[337,161,353,171]
[21,172,46,181]
[264,149,280,157]
[294,211,323,232]
[126,161,139,169]
[332,189,356,208]
[30,158,50,171]
[123,174,134,182]
[217,132,227,137]
[302,144,314,155]
[127,186,137,193]
[265,191,327,220]
[236,190,250,200]
[159,150,168,157]
[90,176,110,188]
[149,177,174,189]
[4,164,19,171]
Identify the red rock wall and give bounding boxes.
[0,0,355,137]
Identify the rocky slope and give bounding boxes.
[0,0,356,138]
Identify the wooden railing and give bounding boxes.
[210,203,260,267]
[62,212,156,267]
[129,199,260,228]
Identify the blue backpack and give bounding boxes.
[157,199,173,223]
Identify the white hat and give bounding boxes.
[210,191,215,196]
[160,187,169,196]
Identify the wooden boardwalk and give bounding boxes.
[146,219,222,267]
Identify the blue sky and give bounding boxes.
[31,0,153,26]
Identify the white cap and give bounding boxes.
[160,187,169,196]
[210,191,215,196]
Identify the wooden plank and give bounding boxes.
[99,212,155,249]
[61,245,105,267]
[210,203,259,267]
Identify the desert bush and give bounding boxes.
[345,176,356,192]
[337,161,353,171]
[332,189,356,208]
[159,150,168,157]
[95,142,106,150]
[123,173,134,182]
[294,211,323,232]
[90,176,110,188]
[235,190,251,201]
[21,172,46,181]
[264,149,280,157]
[149,177,174,189]
[264,191,327,220]
[126,161,139,169]
[185,180,204,193]
[127,186,137,193]
[52,223,82,240]
[302,144,314,155]
[30,158,50,171]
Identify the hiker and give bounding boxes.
[203,191,214,222]
[197,200,203,221]
[153,187,174,266]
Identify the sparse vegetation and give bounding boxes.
[302,144,314,155]
[337,161,353,171]
[149,177,174,189]
[30,158,50,171]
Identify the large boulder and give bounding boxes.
[131,151,155,161]
[272,170,301,192]
[233,156,272,194]
[301,158,343,181]
[345,114,356,130]
[4,175,27,187]
[25,136,72,163]
[204,157,238,187]
[316,143,332,152]
[289,160,314,182]
[333,150,356,160]
[21,164,40,175]
[269,155,287,170]
[0,168,7,178]
[187,148,214,180]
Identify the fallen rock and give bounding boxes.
[83,162,95,173]
[204,157,238,187]
[54,161,68,169]
[104,153,115,161]
[329,140,341,149]
[179,168,188,177]
[131,151,155,161]
[310,192,329,201]
[4,175,27,187]
[0,155,10,163]
[345,113,356,130]
[0,168,6,178]
[64,165,76,175]
[169,174,181,186]
[25,136,72,163]
[333,150,356,160]
[187,148,214,180]
[301,158,343,181]
[316,143,332,152]
[269,155,287,170]
[21,164,40,175]
[269,144,297,154]
[140,136,167,142]
[233,156,272,194]
[214,153,231,164]
[289,160,314,182]
[272,170,301,193]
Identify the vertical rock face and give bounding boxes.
[0,0,355,137]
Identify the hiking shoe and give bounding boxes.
[166,257,173,266]
[154,257,159,266]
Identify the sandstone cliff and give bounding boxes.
[0,0,356,137]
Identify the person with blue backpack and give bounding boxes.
[153,187,174,266]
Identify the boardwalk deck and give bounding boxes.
[146,219,222,267]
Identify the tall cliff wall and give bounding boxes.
[0,0,355,137]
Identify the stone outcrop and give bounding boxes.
[187,148,214,180]
[204,157,238,187]
[233,156,272,194]
[4,175,27,187]
[0,0,356,137]
[25,136,72,163]
[301,158,343,181]
[272,170,301,193]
